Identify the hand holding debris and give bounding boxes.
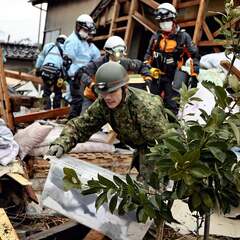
[47,145,64,158]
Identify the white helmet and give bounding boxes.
[104,36,127,55]
[76,14,96,33]
[155,3,177,21]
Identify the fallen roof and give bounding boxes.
[0,42,39,60]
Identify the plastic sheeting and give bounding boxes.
[42,156,151,240]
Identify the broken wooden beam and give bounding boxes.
[220,60,240,80]
[26,221,79,240]
[83,229,108,240]
[0,208,20,240]
[0,49,15,130]
[14,106,70,124]
[5,70,43,85]
[132,11,158,33]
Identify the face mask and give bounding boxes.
[79,29,89,40]
[159,21,173,32]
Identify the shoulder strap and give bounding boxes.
[55,42,64,58]
[45,44,55,56]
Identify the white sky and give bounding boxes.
[0,0,47,44]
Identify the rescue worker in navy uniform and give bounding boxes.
[143,3,200,114]
[48,62,169,182]
[74,35,151,113]
[35,34,67,109]
[64,14,100,119]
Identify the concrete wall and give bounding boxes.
[44,0,101,42]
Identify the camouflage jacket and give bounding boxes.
[53,87,168,152]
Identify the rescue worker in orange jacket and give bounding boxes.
[143,3,200,114]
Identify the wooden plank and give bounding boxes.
[14,106,70,124]
[202,21,220,52]
[5,70,43,85]
[178,0,200,9]
[115,16,129,22]
[139,0,158,9]
[172,0,178,8]
[7,173,32,186]
[198,40,227,46]
[193,0,207,44]
[0,208,20,240]
[132,11,158,33]
[220,60,240,80]
[178,20,196,28]
[124,0,138,50]
[26,221,78,240]
[112,26,127,32]
[93,35,109,41]
[0,49,14,130]
[109,0,120,36]
[83,229,107,240]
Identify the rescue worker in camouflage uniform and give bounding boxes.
[64,14,100,119]
[48,61,168,181]
[74,35,151,114]
[143,3,200,114]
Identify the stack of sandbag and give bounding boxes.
[13,121,117,158]
[0,119,19,166]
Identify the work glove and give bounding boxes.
[47,145,64,158]
[189,76,198,88]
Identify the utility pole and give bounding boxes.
[37,4,43,45]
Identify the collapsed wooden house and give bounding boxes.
[30,0,240,57]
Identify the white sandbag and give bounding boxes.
[30,141,115,157]
[14,121,53,160]
[0,119,19,166]
[38,125,63,147]
[200,52,240,74]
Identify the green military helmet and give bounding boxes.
[95,61,129,94]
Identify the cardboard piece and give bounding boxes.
[42,155,151,240]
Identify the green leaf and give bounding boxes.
[137,207,148,223]
[118,198,127,216]
[227,121,240,145]
[183,174,194,185]
[192,192,201,209]
[149,172,160,190]
[63,167,81,191]
[208,146,227,162]
[170,151,184,164]
[190,164,212,178]
[98,174,116,189]
[109,194,118,214]
[215,86,228,109]
[81,187,100,195]
[144,205,156,219]
[201,192,214,209]
[113,175,127,187]
[183,149,200,163]
[95,191,108,211]
[126,174,134,186]
[176,181,188,198]
[165,138,185,152]
[214,16,223,27]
